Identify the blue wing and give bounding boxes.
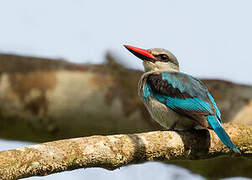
[144,72,220,125]
[144,72,240,153]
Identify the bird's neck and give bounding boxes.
[144,67,179,74]
[143,61,179,73]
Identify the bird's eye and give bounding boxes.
[160,54,169,62]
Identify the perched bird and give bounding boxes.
[124,45,240,153]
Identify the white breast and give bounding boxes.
[138,72,195,129]
[144,97,180,128]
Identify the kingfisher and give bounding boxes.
[124,45,240,153]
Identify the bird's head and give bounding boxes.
[124,45,179,72]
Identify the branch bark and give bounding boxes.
[0,123,251,180]
[1,53,252,142]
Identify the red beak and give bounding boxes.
[124,45,155,61]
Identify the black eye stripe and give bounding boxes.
[157,54,169,62]
[161,54,168,59]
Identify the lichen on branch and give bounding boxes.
[0,123,251,180]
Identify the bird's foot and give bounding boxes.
[166,121,179,131]
[166,127,175,131]
[171,128,194,132]
[166,127,194,132]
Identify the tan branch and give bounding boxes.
[0,123,251,180]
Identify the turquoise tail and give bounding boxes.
[207,115,240,153]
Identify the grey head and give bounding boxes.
[147,48,179,72]
[124,45,179,72]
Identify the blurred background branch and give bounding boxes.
[0,52,252,142]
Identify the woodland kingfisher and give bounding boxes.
[124,45,240,153]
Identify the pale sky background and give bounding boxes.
[0,0,252,84]
[0,0,252,179]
